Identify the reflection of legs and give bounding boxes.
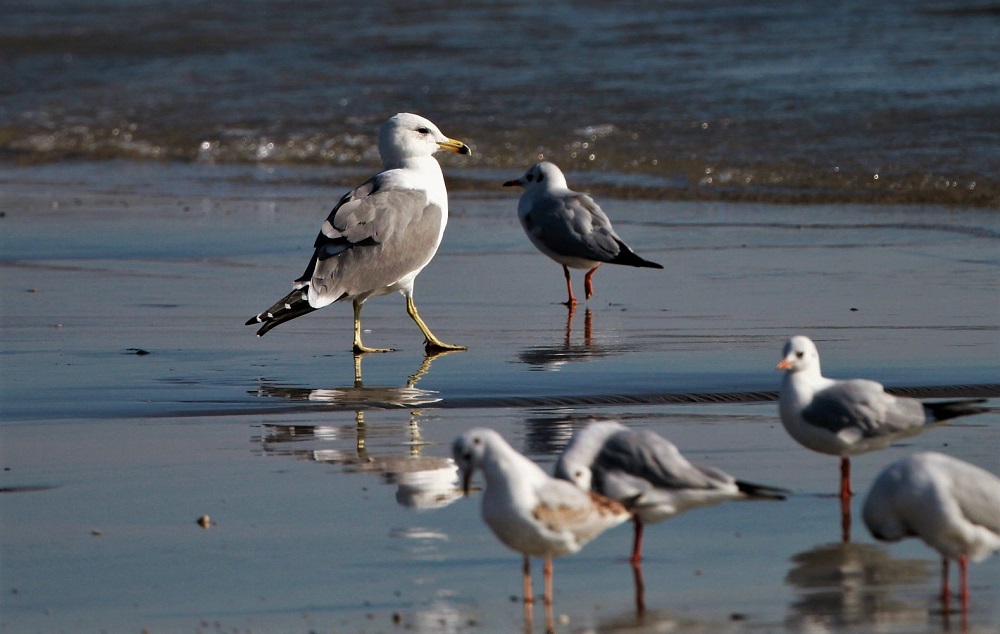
[632,559,646,616]
[562,265,577,306]
[584,264,601,300]
[405,294,467,352]
[353,301,392,353]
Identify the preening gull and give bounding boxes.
[555,421,785,565]
[246,113,471,353]
[777,335,988,503]
[503,161,662,306]
[862,451,1000,610]
[452,428,629,609]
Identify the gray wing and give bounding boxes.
[803,379,925,436]
[525,193,622,262]
[301,175,442,301]
[595,430,730,492]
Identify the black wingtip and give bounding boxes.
[736,480,789,500]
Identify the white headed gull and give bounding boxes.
[452,427,630,606]
[862,451,1000,610]
[503,161,663,306]
[777,335,987,502]
[247,113,471,354]
[554,421,785,565]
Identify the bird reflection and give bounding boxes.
[518,306,616,371]
[253,349,461,409]
[785,541,932,632]
[253,351,462,510]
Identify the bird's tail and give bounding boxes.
[245,285,317,337]
[736,480,788,500]
[923,399,990,423]
[610,239,664,269]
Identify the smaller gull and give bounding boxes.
[554,421,785,565]
[777,335,988,503]
[503,161,663,306]
[862,451,1000,610]
[246,113,471,354]
[452,427,630,608]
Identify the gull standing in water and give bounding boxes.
[777,335,987,539]
[555,421,786,566]
[452,427,629,622]
[862,452,1000,611]
[246,113,471,353]
[503,161,662,306]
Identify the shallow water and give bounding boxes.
[1,162,998,632]
[3,1,999,204]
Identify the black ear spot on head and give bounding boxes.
[536,172,544,182]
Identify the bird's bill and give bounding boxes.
[776,359,793,370]
[438,138,472,155]
[502,178,523,187]
[461,469,473,496]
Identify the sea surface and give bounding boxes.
[3,0,999,205]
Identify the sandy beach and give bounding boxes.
[0,161,997,633]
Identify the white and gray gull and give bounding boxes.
[554,421,785,565]
[777,335,988,502]
[863,451,1000,610]
[246,113,471,353]
[503,161,663,306]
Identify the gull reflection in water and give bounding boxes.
[254,352,462,511]
[517,306,618,371]
[785,541,932,632]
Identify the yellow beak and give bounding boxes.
[438,138,472,156]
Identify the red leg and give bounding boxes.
[583,264,601,300]
[839,457,853,500]
[959,553,969,611]
[630,516,645,566]
[543,555,554,607]
[941,557,951,610]
[562,266,578,306]
[523,555,534,604]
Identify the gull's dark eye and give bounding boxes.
[796,351,804,359]
[417,127,431,134]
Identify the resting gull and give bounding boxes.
[555,420,785,566]
[862,451,1000,610]
[246,113,471,353]
[503,161,663,306]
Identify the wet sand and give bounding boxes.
[0,162,997,633]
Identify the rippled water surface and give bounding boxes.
[4,0,999,204]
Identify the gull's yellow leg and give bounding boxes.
[405,295,466,353]
[353,300,392,354]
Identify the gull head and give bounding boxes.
[379,113,471,166]
[777,335,821,374]
[554,421,626,491]
[452,427,502,495]
[503,161,570,191]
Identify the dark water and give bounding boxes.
[3,0,999,205]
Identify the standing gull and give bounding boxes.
[555,421,785,566]
[452,427,629,614]
[777,335,988,505]
[503,161,663,306]
[246,113,471,353]
[862,452,1000,611]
